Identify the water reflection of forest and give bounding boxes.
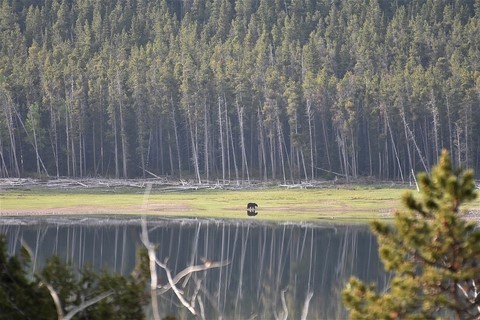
[0,217,390,319]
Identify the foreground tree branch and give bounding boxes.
[140,183,161,320]
[39,280,64,320]
[156,257,230,317]
[343,150,480,319]
[156,259,198,316]
[157,259,230,294]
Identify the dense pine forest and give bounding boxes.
[0,0,479,182]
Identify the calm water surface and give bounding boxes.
[0,216,389,319]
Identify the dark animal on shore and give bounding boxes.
[247,203,258,216]
[247,203,258,209]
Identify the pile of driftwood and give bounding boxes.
[0,177,421,191]
[0,177,286,191]
[0,178,218,191]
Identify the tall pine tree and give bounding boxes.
[343,150,480,319]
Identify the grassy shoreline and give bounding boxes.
[1,186,479,222]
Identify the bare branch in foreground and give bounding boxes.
[140,182,229,318]
[64,291,114,320]
[156,258,229,316]
[140,182,161,320]
[39,280,65,320]
[156,259,197,315]
[277,288,288,320]
[456,281,480,314]
[197,294,206,320]
[157,259,230,294]
[301,291,314,320]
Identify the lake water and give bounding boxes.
[0,216,390,319]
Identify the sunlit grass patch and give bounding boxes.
[1,186,479,222]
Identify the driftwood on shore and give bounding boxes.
[0,177,443,192]
[0,177,338,191]
[0,178,212,191]
[0,177,281,192]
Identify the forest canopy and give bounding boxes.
[0,0,479,182]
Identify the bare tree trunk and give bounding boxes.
[421,118,431,169]
[92,124,97,176]
[218,96,226,183]
[67,77,77,177]
[3,101,20,177]
[270,131,276,180]
[113,109,120,178]
[171,94,182,179]
[401,105,414,178]
[15,106,49,176]
[0,137,9,177]
[28,109,41,176]
[70,123,76,177]
[383,105,404,181]
[140,134,146,179]
[366,120,373,176]
[258,106,268,180]
[33,125,42,175]
[400,109,429,173]
[79,132,84,177]
[321,116,331,171]
[119,99,128,178]
[65,99,71,177]
[446,96,455,152]
[455,122,462,166]
[167,130,175,176]
[276,109,287,184]
[204,99,209,181]
[236,97,250,182]
[228,117,239,182]
[49,105,59,177]
[280,120,294,183]
[225,98,231,181]
[336,129,349,181]
[350,128,358,179]
[292,108,307,181]
[300,150,308,182]
[306,99,314,180]
[187,107,201,184]
[428,92,440,158]
[465,105,473,167]
[157,127,164,174]
[100,111,105,176]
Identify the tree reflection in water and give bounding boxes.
[0,217,389,319]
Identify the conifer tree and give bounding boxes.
[343,150,480,319]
